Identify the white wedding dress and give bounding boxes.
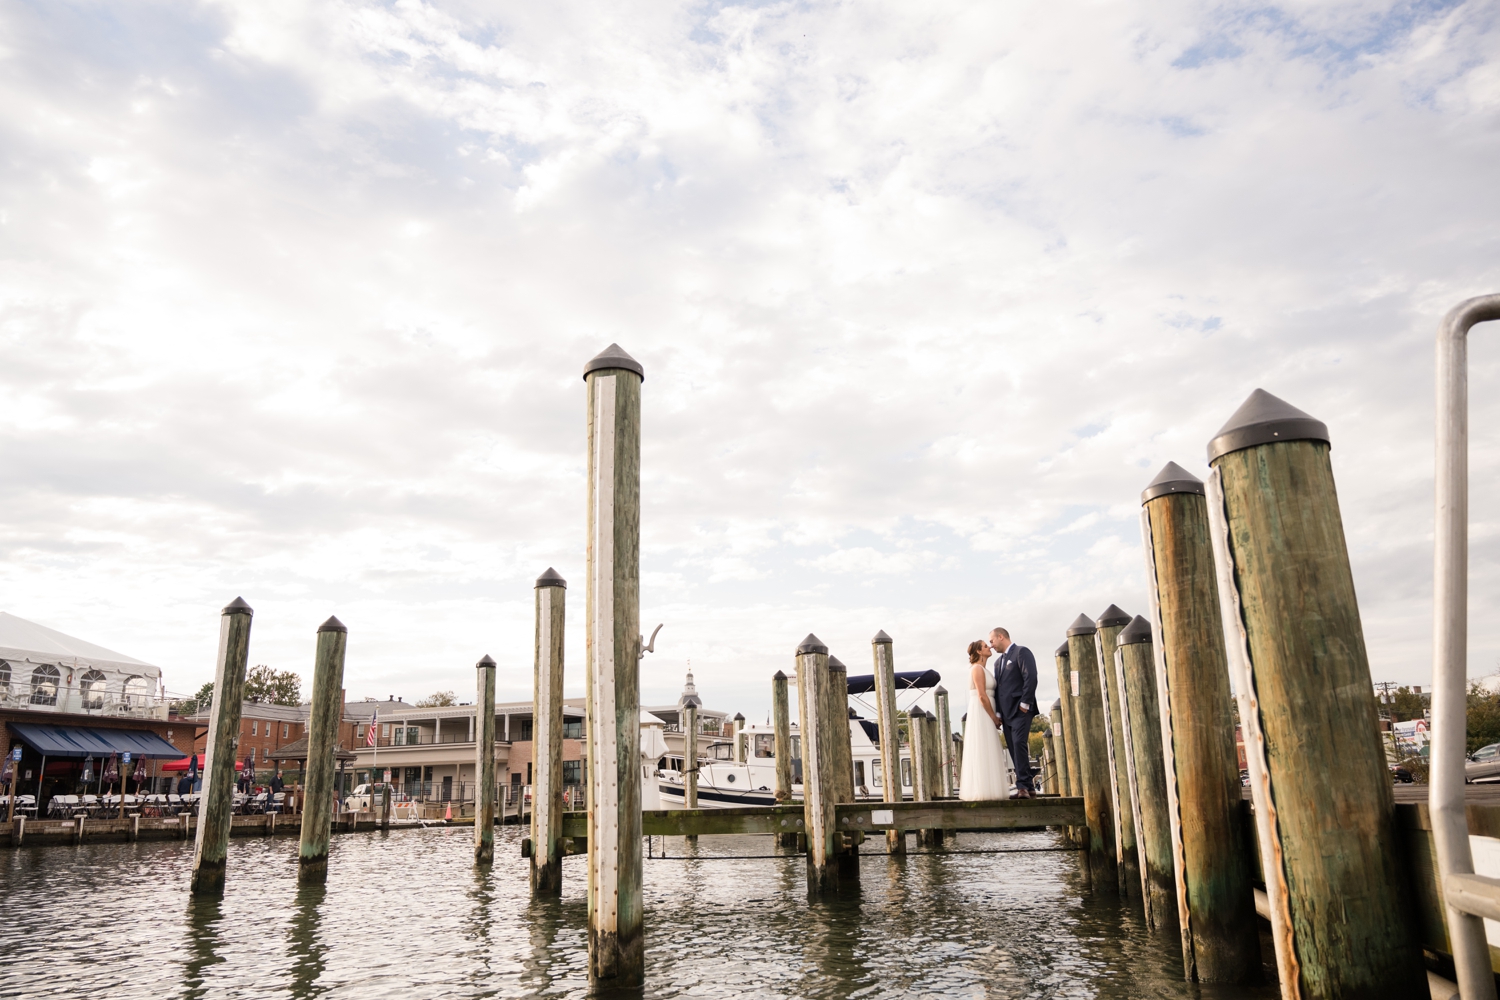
[959,663,1015,800]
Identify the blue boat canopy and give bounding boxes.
[844,669,942,695]
[7,722,184,759]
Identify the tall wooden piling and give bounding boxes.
[825,656,855,806]
[298,615,347,885]
[1041,726,1056,795]
[190,597,253,897]
[1094,605,1137,898]
[933,686,954,798]
[683,700,699,821]
[584,343,645,987]
[871,630,905,855]
[1055,643,1085,846]
[1205,389,1426,998]
[1048,700,1069,795]
[1117,615,1175,931]
[532,568,567,895]
[772,670,796,848]
[908,707,938,848]
[475,655,497,864]
[1141,460,1259,982]
[733,713,747,763]
[1068,615,1117,889]
[797,634,843,894]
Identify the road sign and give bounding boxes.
[122,752,132,763]
[383,769,391,783]
[11,747,20,761]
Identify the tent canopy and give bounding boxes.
[8,722,183,759]
[844,669,943,695]
[162,754,245,772]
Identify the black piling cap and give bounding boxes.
[827,655,847,671]
[734,712,745,722]
[1207,388,1329,464]
[909,707,927,719]
[222,596,253,617]
[1051,698,1062,713]
[1118,615,1154,646]
[1096,605,1131,628]
[1066,614,1096,637]
[318,615,347,634]
[872,629,892,644]
[583,343,644,382]
[476,654,496,669]
[773,669,787,681]
[536,567,567,589]
[797,634,828,654]
[1055,642,1070,658]
[934,685,948,697]
[1141,461,1205,505]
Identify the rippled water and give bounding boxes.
[0,826,1280,999]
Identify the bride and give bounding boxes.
[959,638,1015,800]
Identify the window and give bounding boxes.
[518,719,534,741]
[854,761,865,787]
[282,724,289,739]
[790,736,801,761]
[122,675,149,704]
[562,719,582,740]
[357,725,366,741]
[262,747,269,761]
[407,726,419,745]
[392,726,404,746]
[30,664,60,706]
[901,758,912,787]
[382,724,390,738]
[79,670,107,710]
[525,763,532,784]
[562,760,582,786]
[754,734,774,758]
[252,721,258,736]
[0,660,10,692]
[872,759,882,787]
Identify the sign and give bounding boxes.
[11,747,20,761]
[870,809,894,826]
[1071,670,1079,697]
[383,769,391,783]
[122,752,132,764]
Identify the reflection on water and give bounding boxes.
[0,826,1278,999]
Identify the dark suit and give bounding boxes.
[994,642,1039,792]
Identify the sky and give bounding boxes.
[1,0,1498,723]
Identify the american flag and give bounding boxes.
[366,709,377,747]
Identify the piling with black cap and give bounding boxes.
[584,344,645,987]
[1094,604,1137,898]
[532,568,567,894]
[824,655,859,876]
[1068,614,1116,888]
[796,634,844,894]
[1055,642,1085,846]
[1116,615,1175,931]
[871,631,905,855]
[933,686,954,799]
[1041,724,1057,795]
[1140,460,1259,982]
[190,597,254,896]
[1048,699,1069,796]
[298,615,347,884]
[475,654,497,864]
[733,713,747,763]
[908,706,938,848]
[1205,389,1425,996]
[772,670,796,847]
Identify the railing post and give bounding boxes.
[475,654,497,865]
[797,634,840,894]
[1205,389,1426,998]
[1140,460,1260,982]
[871,630,905,855]
[1067,615,1117,890]
[584,343,645,988]
[298,615,347,884]
[1094,604,1136,898]
[190,597,253,896]
[1116,615,1175,932]
[532,568,566,894]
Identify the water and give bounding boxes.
[0,826,1280,999]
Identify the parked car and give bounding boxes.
[343,782,397,812]
[1391,763,1414,783]
[1471,743,1500,762]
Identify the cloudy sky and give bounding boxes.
[2,0,1498,722]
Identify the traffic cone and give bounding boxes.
[445,801,452,822]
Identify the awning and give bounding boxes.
[162,754,245,772]
[844,669,943,695]
[7,722,184,759]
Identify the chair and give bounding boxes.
[81,794,100,817]
[166,793,183,815]
[270,792,286,814]
[15,794,36,818]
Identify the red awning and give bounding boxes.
[162,754,244,772]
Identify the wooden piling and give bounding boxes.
[190,597,253,896]
[298,615,347,884]
[584,343,645,988]
[1094,604,1137,898]
[1048,701,1069,796]
[908,707,936,847]
[772,670,796,847]
[871,630,905,855]
[1041,725,1056,796]
[1141,461,1259,982]
[1067,615,1117,889]
[797,634,842,894]
[733,713,747,763]
[825,655,859,877]
[1055,643,1085,846]
[1205,389,1426,998]
[533,568,567,894]
[933,686,954,799]
[683,700,700,841]
[475,654,497,865]
[1117,615,1175,931]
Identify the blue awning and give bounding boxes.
[7,722,184,759]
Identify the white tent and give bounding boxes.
[0,612,164,716]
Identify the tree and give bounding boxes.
[245,665,302,706]
[1469,684,1500,754]
[417,690,457,708]
[1388,686,1426,724]
[170,681,214,716]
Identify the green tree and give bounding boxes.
[417,690,457,708]
[170,681,214,716]
[1468,684,1500,754]
[245,665,301,706]
[1388,686,1426,724]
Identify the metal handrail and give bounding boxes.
[1432,293,1500,1000]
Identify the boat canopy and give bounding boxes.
[844,668,941,695]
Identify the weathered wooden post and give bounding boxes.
[1116,615,1175,931]
[298,615,347,884]
[1055,643,1085,846]
[532,568,566,894]
[1040,726,1055,794]
[1068,614,1117,889]
[1140,460,1259,982]
[824,654,858,876]
[871,630,904,855]
[683,699,699,842]
[933,686,954,798]
[1205,389,1426,997]
[1094,604,1137,898]
[474,654,497,864]
[907,707,936,847]
[772,670,796,847]
[583,343,645,988]
[1048,700,1069,795]
[190,597,253,896]
[733,713,746,763]
[797,634,841,894]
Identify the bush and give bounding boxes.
[1469,685,1500,754]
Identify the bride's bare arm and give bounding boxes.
[971,664,1000,728]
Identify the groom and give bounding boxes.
[990,627,1038,799]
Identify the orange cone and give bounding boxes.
[445,801,452,821]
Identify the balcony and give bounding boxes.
[0,681,172,721]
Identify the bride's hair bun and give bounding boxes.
[967,640,987,664]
